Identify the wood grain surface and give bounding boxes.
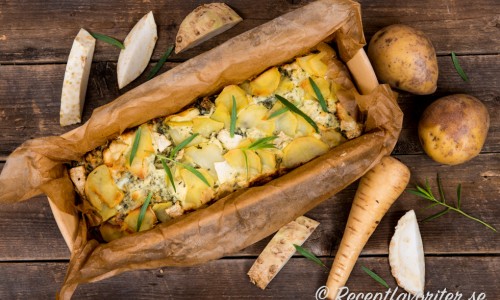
[0,0,498,298]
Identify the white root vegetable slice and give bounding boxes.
[117,11,158,89]
[389,210,425,296]
[69,166,87,201]
[248,216,319,289]
[60,28,95,126]
[175,3,242,53]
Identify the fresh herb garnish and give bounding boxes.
[230,95,237,137]
[293,244,328,269]
[170,133,199,159]
[408,174,497,232]
[361,266,389,289]
[451,52,469,81]
[137,191,153,232]
[275,94,319,133]
[129,126,142,165]
[90,32,125,49]
[160,157,176,192]
[309,77,329,112]
[244,136,277,151]
[267,107,289,120]
[147,45,174,80]
[157,155,211,187]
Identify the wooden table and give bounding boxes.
[0,0,498,298]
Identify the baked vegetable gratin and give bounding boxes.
[70,43,363,242]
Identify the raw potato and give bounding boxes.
[418,94,490,165]
[175,3,242,53]
[248,216,319,289]
[60,28,95,126]
[389,210,425,296]
[117,11,158,89]
[367,24,438,95]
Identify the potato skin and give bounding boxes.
[368,24,438,95]
[418,94,490,165]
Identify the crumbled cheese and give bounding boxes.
[214,161,238,185]
[152,132,171,153]
[217,129,244,150]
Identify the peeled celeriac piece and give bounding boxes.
[249,67,281,96]
[60,28,95,126]
[85,165,122,220]
[126,124,155,179]
[248,216,320,289]
[282,136,329,168]
[175,3,242,53]
[117,11,158,89]
[389,210,425,296]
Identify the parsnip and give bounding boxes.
[326,156,410,299]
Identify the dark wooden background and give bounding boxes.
[0,0,498,298]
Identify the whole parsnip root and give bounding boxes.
[326,156,410,299]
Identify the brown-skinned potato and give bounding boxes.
[418,94,490,165]
[368,24,438,95]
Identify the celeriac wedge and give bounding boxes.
[175,3,242,53]
[389,210,425,296]
[117,11,158,89]
[248,216,319,289]
[60,28,95,126]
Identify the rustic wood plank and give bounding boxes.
[0,55,498,157]
[1,153,498,260]
[1,0,498,64]
[0,256,498,299]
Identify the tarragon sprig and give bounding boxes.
[137,191,153,232]
[308,77,329,112]
[293,244,328,270]
[240,136,277,179]
[361,266,389,289]
[275,94,319,133]
[157,154,211,188]
[408,174,497,232]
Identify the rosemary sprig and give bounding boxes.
[157,155,211,187]
[137,191,153,232]
[147,45,174,80]
[361,266,389,289]
[408,174,497,232]
[267,107,289,120]
[451,52,469,81]
[230,95,237,137]
[170,133,199,159]
[129,126,142,165]
[160,157,176,192]
[275,94,319,133]
[293,244,328,270]
[308,77,329,112]
[90,32,125,49]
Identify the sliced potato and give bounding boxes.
[282,136,329,168]
[301,76,331,100]
[175,3,242,53]
[85,165,122,220]
[276,76,294,94]
[210,103,230,129]
[117,11,158,89]
[180,168,215,210]
[192,117,224,137]
[256,149,276,175]
[152,202,174,223]
[184,143,225,178]
[166,121,202,147]
[215,85,248,113]
[274,111,298,137]
[295,113,315,137]
[126,124,155,179]
[237,104,268,129]
[123,206,157,232]
[166,108,200,122]
[249,67,281,96]
[224,149,261,180]
[60,28,95,126]
[320,128,346,148]
[296,52,328,77]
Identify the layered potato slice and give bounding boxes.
[73,43,363,242]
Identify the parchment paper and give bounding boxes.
[0,0,402,298]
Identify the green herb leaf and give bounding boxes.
[129,127,142,165]
[245,136,277,151]
[293,244,328,269]
[451,52,469,81]
[242,149,249,180]
[275,94,319,133]
[309,77,329,112]
[181,163,211,187]
[90,32,125,49]
[361,266,389,289]
[160,157,176,193]
[267,107,289,120]
[410,175,497,232]
[170,133,199,159]
[137,191,153,232]
[230,95,237,138]
[147,45,174,80]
